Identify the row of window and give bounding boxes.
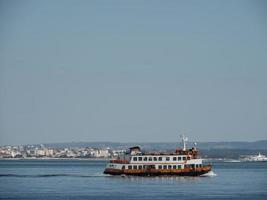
[125,164,202,170]
[132,156,188,162]
[185,164,203,168]
[158,165,182,169]
[125,164,183,170]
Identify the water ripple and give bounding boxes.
[0,173,108,178]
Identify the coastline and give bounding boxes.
[0,157,111,161]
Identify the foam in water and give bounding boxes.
[200,171,217,177]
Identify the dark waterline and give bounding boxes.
[0,160,266,200]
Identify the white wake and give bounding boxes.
[200,171,217,177]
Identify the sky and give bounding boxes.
[0,0,267,145]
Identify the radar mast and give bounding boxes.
[180,134,188,151]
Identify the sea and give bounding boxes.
[0,159,266,200]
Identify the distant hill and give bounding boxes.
[189,140,267,150]
[30,140,267,159]
[44,140,267,150]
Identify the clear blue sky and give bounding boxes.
[0,0,267,145]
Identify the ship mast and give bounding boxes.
[180,134,188,151]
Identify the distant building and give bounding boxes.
[36,149,45,157]
[45,149,54,157]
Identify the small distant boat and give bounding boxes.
[104,135,212,176]
[241,153,267,162]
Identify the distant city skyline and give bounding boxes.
[0,0,267,145]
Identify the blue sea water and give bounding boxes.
[0,160,266,200]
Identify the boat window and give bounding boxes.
[200,164,202,167]
[143,165,147,169]
[133,165,137,169]
[163,165,167,169]
[173,165,176,169]
[138,157,142,161]
[166,157,170,161]
[159,157,162,161]
[177,165,181,169]
[133,157,137,161]
[168,165,172,169]
[178,157,181,161]
[173,157,177,161]
[138,165,142,169]
[144,157,148,161]
[182,157,186,161]
[153,157,157,161]
[150,165,156,169]
[149,157,152,161]
[187,156,190,160]
[122,165,125,170]
[158,165,162,169]
[128,165,132,169]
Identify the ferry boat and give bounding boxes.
[104,135,212,176]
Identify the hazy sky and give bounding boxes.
[0,0,267,145]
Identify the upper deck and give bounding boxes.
[110,135,201,165]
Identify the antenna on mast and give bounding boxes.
[180,133,188,151]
